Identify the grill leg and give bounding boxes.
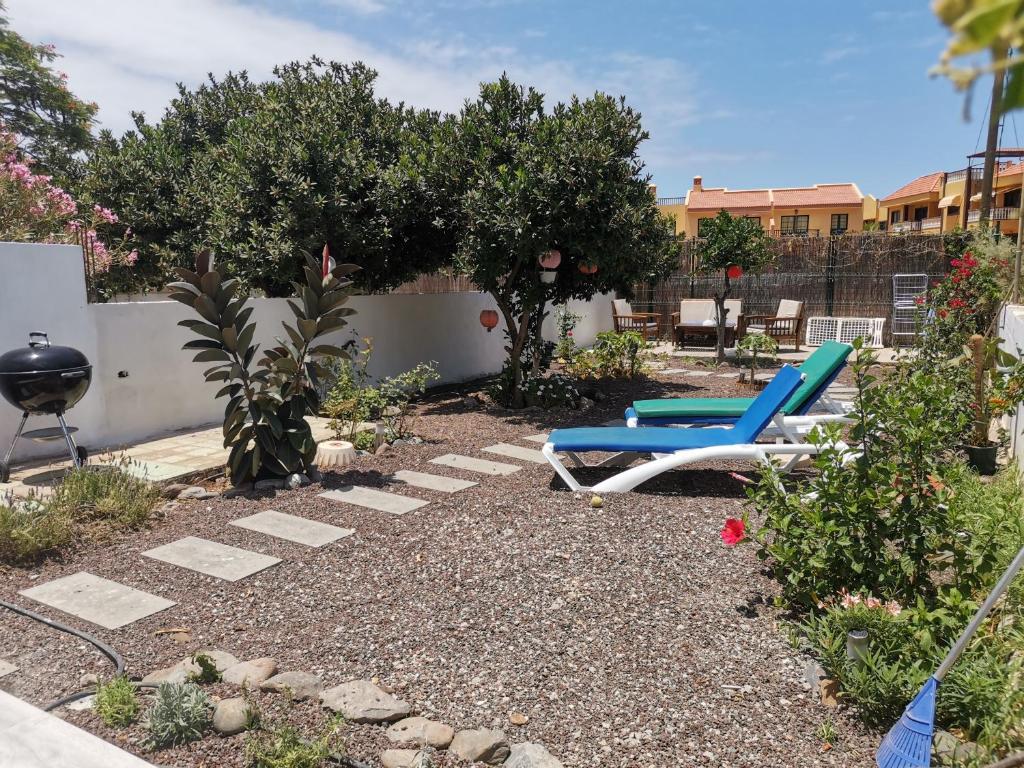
[55,411,82,469]
[3,411,29,467]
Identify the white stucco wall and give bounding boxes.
[999,304,1024,466]
[0,242,613,460]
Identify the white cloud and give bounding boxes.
[822,46,862,64]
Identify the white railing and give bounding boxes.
[966,207,1019,223]
[921,217,942,230]
[891,221,922,233]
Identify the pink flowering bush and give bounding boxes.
[0,125,137,274]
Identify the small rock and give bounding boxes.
[590,495,604,509]
[953,741,983,763]
[803,661,826,693]
[177,485,217,500]
[320,679,411,724]
[386,716,455,748]
[161,483,190,499]
[222,657,277,686]
[307,466,323,482]
[450,728,510,765]
[213,697,253,735]
[79,673,99,688]
[375,443,391,455]
[509,712,529,726]
[195,649,239,673]
[933,729,958,763]
[142,660,194,685]
[66,694,95,712]
[254,478,285,491]
[381,749,426,768]
[461,397,480,409]
[285,473,310,489]
[168,632,192,645]
[355,449,370,457]
[408,436,424,445]
[578,397,594,411]
[505,742,564,768]
[223,483,254,498]
[819,678,840,708]
[260,671,323,701]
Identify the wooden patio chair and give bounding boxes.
[740,299,805,351]
[612,299,661,341]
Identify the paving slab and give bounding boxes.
[320,485,429,515]
[520,433,550,444]
[119,460,197,482]
[0,689,154,767]
[429,454,520,476]
[229,510,354,547]
[389,470,477,493]
[685,370,713,377]
[481,443,548,464]
[717,371,740,378]
[19,572,175,630]
[142,537,281,581]
[660,368,686,374]
[0,661,17,678]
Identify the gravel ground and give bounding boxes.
[0,365,876,767]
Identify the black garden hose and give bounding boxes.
[0,598,124,710]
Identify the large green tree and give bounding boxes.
[0,1,96,180]
[85,59,451,296]
[431,76,676,406]
[692,210,774,363]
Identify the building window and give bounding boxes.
[913,206,929,221]
[890,210,902,224]
[744,216,762,227]
[946,205,960,216]
[780,215,809,234]
[830,213,848,234]
[1005,189,1021,208]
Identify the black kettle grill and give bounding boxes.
[0,332,91,483]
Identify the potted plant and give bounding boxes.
[736,333,778,389]
[962,334,1024,474]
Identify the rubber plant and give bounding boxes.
[168,247,358,484]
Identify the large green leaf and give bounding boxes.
[194,294,221,324]
[172,267,202,288]
[221,326,239,352]
[167,281,200,296]
[179,319,223,341]
[298,318,319,341]
[200,270,221,299]
[193,349,232,363]
[183,339,223,350]
[308,344,348,357]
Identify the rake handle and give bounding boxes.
[935,542,1024,681]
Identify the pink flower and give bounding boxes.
[92,204,118,224]
[28,204,46,217]
[885,601,902,616]
[125,249,139,266]
[865,597,882,609]
[839,590,862,609]
[720,518,746,546]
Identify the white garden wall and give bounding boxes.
[999,303,1024,467]
[0,242,613,460]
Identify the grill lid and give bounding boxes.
[0,333,91,375]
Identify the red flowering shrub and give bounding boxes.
[720,517,746,546]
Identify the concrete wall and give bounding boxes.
[0,242,613,460]
[999,304,1024,466]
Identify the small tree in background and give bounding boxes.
[0,3,96,181]
[692,210,774,363]
[430,76,676,407]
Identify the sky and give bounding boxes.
[5,0,1004,200]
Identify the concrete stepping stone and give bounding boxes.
[19,571,175,630]
[389,470,476,493]
[520,433,549,444]
[142,536,281,581]
[481,443,548,464]
[685,370,713,377]
[229,510,354,547]
[0,660,17,678]
[430,454,520,476]
[660,368,686,374]
[717,371,739,378]
[320,485,429,515]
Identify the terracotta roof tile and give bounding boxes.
[881,172,943,202]
[773,183,862,208]
[687,188,771,211]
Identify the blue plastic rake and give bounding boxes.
[876,543,1024,768]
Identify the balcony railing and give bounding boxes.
[766,228,821,237]
[656,196,686,206]
[890,221,922,233]
[967,207,1021,223]
[946,162,1014,184]
[921,217,942,230]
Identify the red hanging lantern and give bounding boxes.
[726,264,743,279]
[479,309,499,332]
[578,262,598,275]
[539,249,562,270]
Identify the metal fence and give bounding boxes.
[631,233,952,345]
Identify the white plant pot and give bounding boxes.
[540,271,557,283]
[314,440,357,468]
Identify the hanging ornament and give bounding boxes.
[538,249,562,270]
[479,309,499,332]
[578,262,598,275]
[726,264,743,279]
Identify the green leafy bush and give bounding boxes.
[566,331,647,380]
[49,462,160,529]
[736,332,778,381]
[487,369,580,410]
[245,719,344,768]
[0,496,72,563]
[188,653,222,684]
[169,251,358,485]
[95,676,140,727]
[554,307,582,362]
[145,682,212,749]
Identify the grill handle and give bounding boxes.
[61,370,87,379]
[29,332,50,349]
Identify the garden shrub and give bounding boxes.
[188,653,222,684]
[95,676,140,727]
[49,462,160,530]
[567,331,647,380]
[554,307,582,362]
[0,496,73,564]
[487,368,580,410]
[145,682,212,749]
[736,332,778,381]
[245,719,344,768]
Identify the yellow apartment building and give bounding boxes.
[656,176,874,237]
[880,159,1024,236]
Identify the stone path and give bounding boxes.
[430,454,521,476]
[0,661,18,678]
[685,370,713,377]
[320,485,430,515]
[480,443,548,464]
[18,572,175,630]
[388,470,477,493]
[521,433,549,444]
[230,510,354,547]
[142,537,281,582]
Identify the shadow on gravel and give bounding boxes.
[546,467,754,498]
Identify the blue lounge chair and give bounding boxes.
[543,365,825,493]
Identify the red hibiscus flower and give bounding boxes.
[721,518,746,546]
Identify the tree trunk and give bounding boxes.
[494,294,532,408]
[530,302,548,378]
[714,275,733,364]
